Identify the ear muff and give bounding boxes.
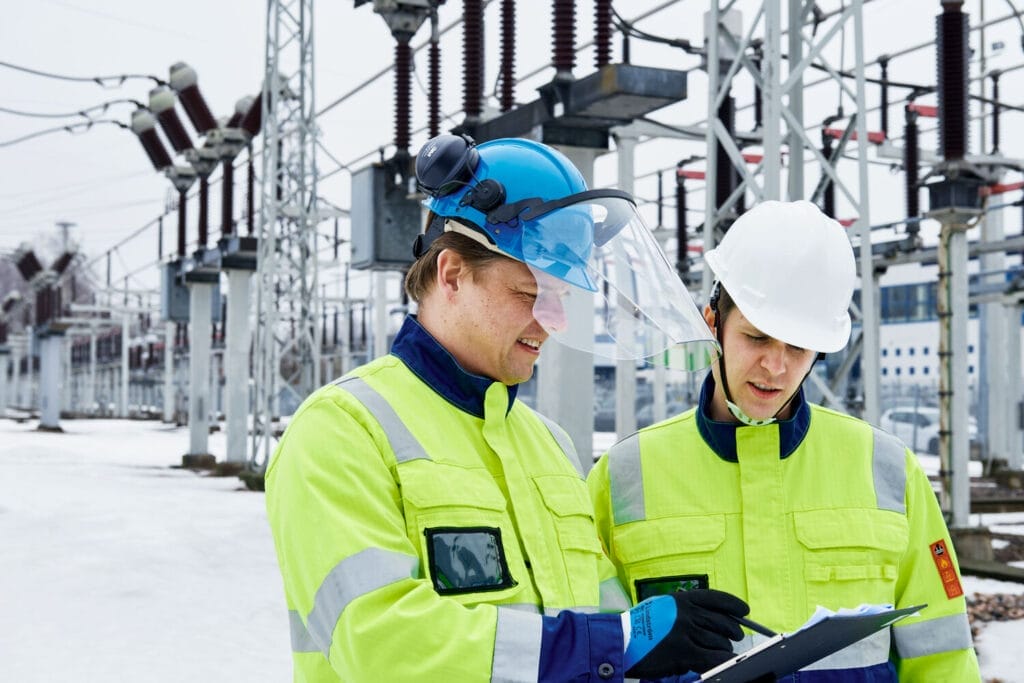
[459,178,506,213]
[415,134,481,198]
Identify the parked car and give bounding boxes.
[878,406,980,458]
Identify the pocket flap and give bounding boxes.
[533,475,592,518]
[400,463,507,511]
[794,508,908,551]
[613,515,726,563]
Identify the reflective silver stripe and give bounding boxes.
[289,610,320,653]
[894,612,973,659]
[492,607,543,683]
[872,427,907,514]
[803,628,890,670]
[607,434,646,524]
[532,409,584,477]
[336,376,430,463]
[600,577,631,612]
[306,547,419,656]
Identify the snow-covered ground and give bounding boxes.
[0,418,1021,682]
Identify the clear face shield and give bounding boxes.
[511,190,719,370]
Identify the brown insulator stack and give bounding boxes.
[715,95,737,214]
[221,160,234,237]
[394,39,412,157]
[594,0,612,68]
[463,0,484,120]
[198,176,209,250]
[177,191,187,258]
[878,56,890,139]
[904,106,920,227]
[676,170,688,279]
[429,40,441,136]
[499,0,516,112]
[936,0,968,161]
[552,0,576,78]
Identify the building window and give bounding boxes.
[923,346,930,355]
[882,367,889,376]
[923,366,930,375]
[909,367,916,375]
[909,347,915,356]
[882,348,889,357]
[895,348,902,357]
[895,367,902,375]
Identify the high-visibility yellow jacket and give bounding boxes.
[266,316,629,682]
[588,378,980,682]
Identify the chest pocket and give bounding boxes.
[794,508,908,609]
[399,462,525,605]
[533,475,603,606]
[611,515,726,604]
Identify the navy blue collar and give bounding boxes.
[390,315,518,419]
[695,375,811,462]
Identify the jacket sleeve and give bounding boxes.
[891,449,980,681]
[265,388,628,681]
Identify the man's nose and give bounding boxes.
[533,291,568,332]
[761,342,788,375]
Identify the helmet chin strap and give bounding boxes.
[713,302,815,427]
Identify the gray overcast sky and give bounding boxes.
[1,0,1022,298]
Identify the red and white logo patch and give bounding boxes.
[930,539,963,599]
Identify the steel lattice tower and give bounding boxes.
[702,0,878,421]
[248,0,321,476]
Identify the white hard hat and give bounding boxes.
[704,200,855,353]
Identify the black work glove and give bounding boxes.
[623,589,750,679]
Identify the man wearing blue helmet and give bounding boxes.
[266,134,746,681]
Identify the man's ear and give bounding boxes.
[702,304,716,333]
[435,248,466,299]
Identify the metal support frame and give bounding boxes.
[250,0,321,474]
[702,0,877,420]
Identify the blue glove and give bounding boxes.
[623,589,749,679]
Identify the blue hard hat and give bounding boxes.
[415,135,599,291]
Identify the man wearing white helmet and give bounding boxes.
[589,200,980,681]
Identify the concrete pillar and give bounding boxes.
[120,314,129,417]
[184,283,215,467]
[613,132,637,439]
[10,341,21,412]
[980,203,1007,465]
[0,350,9,415]
[373,272,390,358]
[537,146,599,468]
[38,333,63,431]
[1007,301,1024,469]
[163,321,174,423]
[225,270,252,465]
[87,330,96,414]
[63,336,72,414]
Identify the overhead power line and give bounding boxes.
[0,118,129,148]
[0,98,142,119]
[0,59,165,87]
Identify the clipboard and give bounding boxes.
[698,604,925,682]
